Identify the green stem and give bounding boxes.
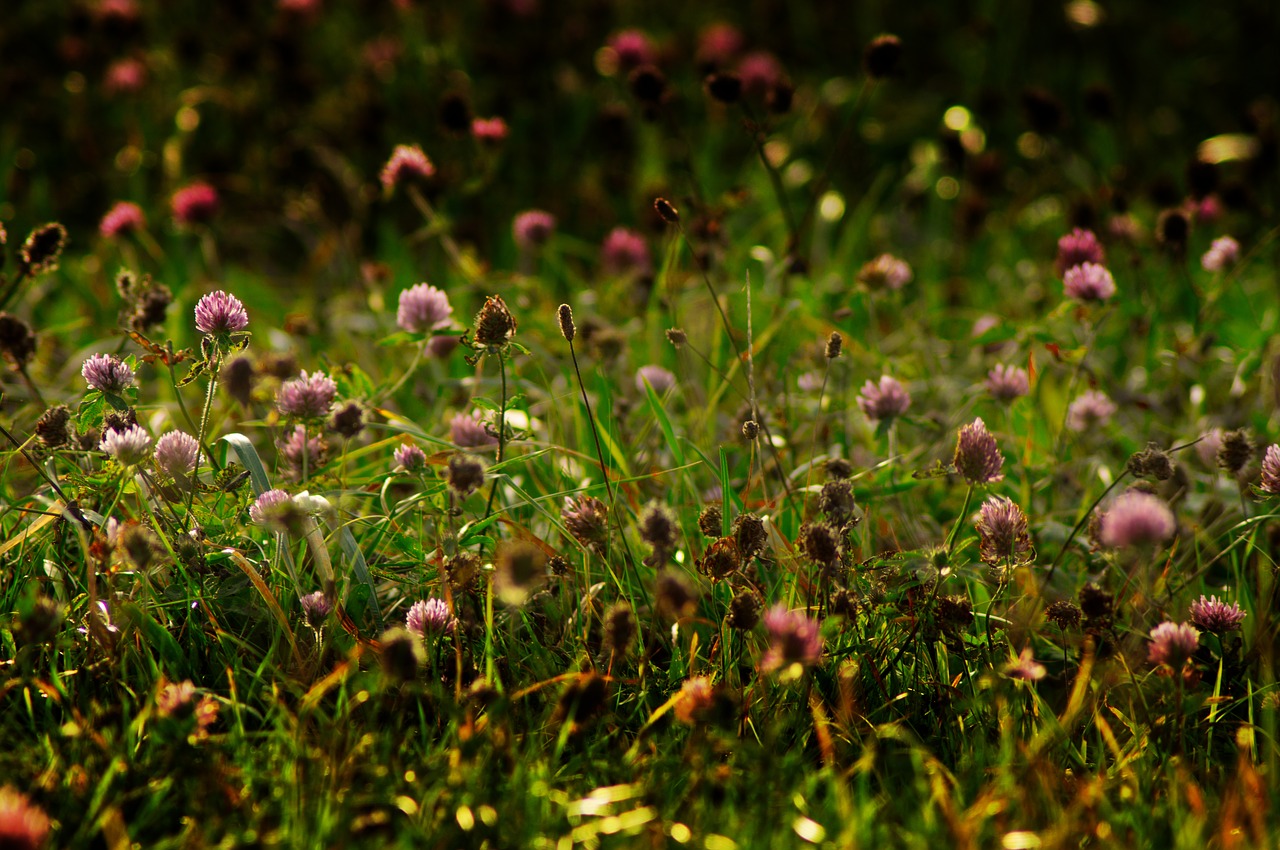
[483,353,508,523]
[185,352,221,528]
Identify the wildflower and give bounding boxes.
[1066,389,1116,432]
[406,598,456,636]
[1259,444,1280,495]
[607,29,656,71]
[638,502,679,565]
[827,457,854,479]
[1045,600,1082,630]
[986,364,1030,402]
[104,57,146,94]
[1216,429,1254,475]
[279,426,329,475]
[856,253,912,292]
[603,602,635,658]
[471,116,508,143]
[1188,595,1246,633]
[726,590,762,630]
[0,313,35,366]
[1126,442,1176,481]
[825,332,843,360]
[327,401,365,439]
[300,591,332,629]
[154,430,200,479]
[380,144,434,189]
[1201,236,1240,272]
[857,376,911,422]
[1099,491,1175,548]
[171,183,219,226]
[797,522,841,570]
[562,495,609,552]
[393,443,426,472]
[1148,621,1199,670]
[276,370,337,420]
[514,210,556,250]
[737,50,782,97]
[601,227,652,277]
[249,489,294,532]
[17,223,68,277]
[396,283,453,334]
[863,33,903,79]
[449,410,498,448]
[673,676,716,725]
[1063,262,1116,302]
[697,22,743,70]
[975,496,1031,565]
[1055,227,1105,276]
[472,294,517,348]
[954,418,1004,484]
[817,479,856,523]
[444,452,485,497]
[741,419,760,440]
[0,785,51,850]
[194,290,249,335]
[101,424,152,467]
[99,201,145,238]
[697,537,741,581]
[655,570,698,619]
[1004,647,1046,681]
[494,540,548,606]
[760,605,823,673]
[635,364,676,394]
[733,513,768,560]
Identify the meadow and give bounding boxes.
[1,1,1279,847]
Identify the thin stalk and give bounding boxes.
[1040,470,1128,591]
[483,353,508,522]
[739,103,799,255]
[185,352,221,528]
[0,269,29,312]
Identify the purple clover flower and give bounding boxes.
[1063,262,1116,303]
[1055,227,1105,276]
[82,353,135,394]
[954,417,1004,484]
[1201,236,1240,273]
[1187,595,1246,633]
[171,182,219,226]
[194,290,249,335]
[406,598,456,636]
[300,591,332,629]
[276,370,338,420]
[856,253,912,292]
[986,364,1030,402]
[449,411,497,448]
[394,443,427,472]
[249,489,293,531]
[1066,389,1116,432]
[601,227,652,277]
[1099,491,1175,548]
[513,210,556,250]
[1148,621,1199,670]
[99,201,145,238]
[760,604,823,673]
[635,364,676,395]
[975,496,1031,565]
[857,376,911,422]
[101,424,153,466]
[396,283,453,334]
[154,430,200,479]
[1260,444,1280,495]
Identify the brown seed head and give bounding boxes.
[473,294,517,348]
[653,197,679,224]
[557,304,575,342]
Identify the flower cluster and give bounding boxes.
[857,376,910,422]
[396,283,453,334]
[277,371,338,420]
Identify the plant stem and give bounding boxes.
[185,351,220,528]
[483,352,508,522]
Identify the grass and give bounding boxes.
[2,2,1280,847]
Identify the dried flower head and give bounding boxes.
[12,595,64,648]
[824,331,843,360]
[600,228,652,277]
[82,350,135,394]
[514,210,557,250]
[818,479,856,523]
[857,375,911,422]
[741,419,760,441]
[1055,227,1105,276]
[1217,429,1254,475]
[472,294,517,348]
[0,313,36,366]
[1066,389,1116,432]
[705,72,743,103]
[393,442,426,472]
[954,418,1004,484]
[856,253,912,292]
[1126,442,1175,481]
[733,513,768,560]
[1261,444,1280,495]
[1201,236,1240,273]
[761,605,823,673]
[1099,491,1175,548]
[1063,262,1116,303]
[655,570,698,619]
[797,522,841,570]
[101,424,152,467]
[445,452,486,497]
[986,364,1030,402]
[937,594,974,631]
[562,494,610,552]
[697,537,741,581]
[1188,595,1246,633]
[1078,583,1114,628]
[639,501,679,566]
[975,496,1031,565]
[194,290,249,335]
[35,405,72,448]
[1148,621,1199,670]
[378,627,424,681]
[1045,600,1082,630]
[18,223,68,277]
[276,370,338,420]
[863,33,903,78]
[1156,209,1190,254]
[494,540,548,606]
[396,283,453,334]
[449,410,498,448]
[726,589,762,630]
[635,364,676,394]
[556,304,575,341]
[171,183,219,226]
[380,144,435,189]
[154,430,200,480]
[406,598,456,636]
[697,505,723,538]
[100,201,146,238]
[299,591,332,629]
[604,601,635,658]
